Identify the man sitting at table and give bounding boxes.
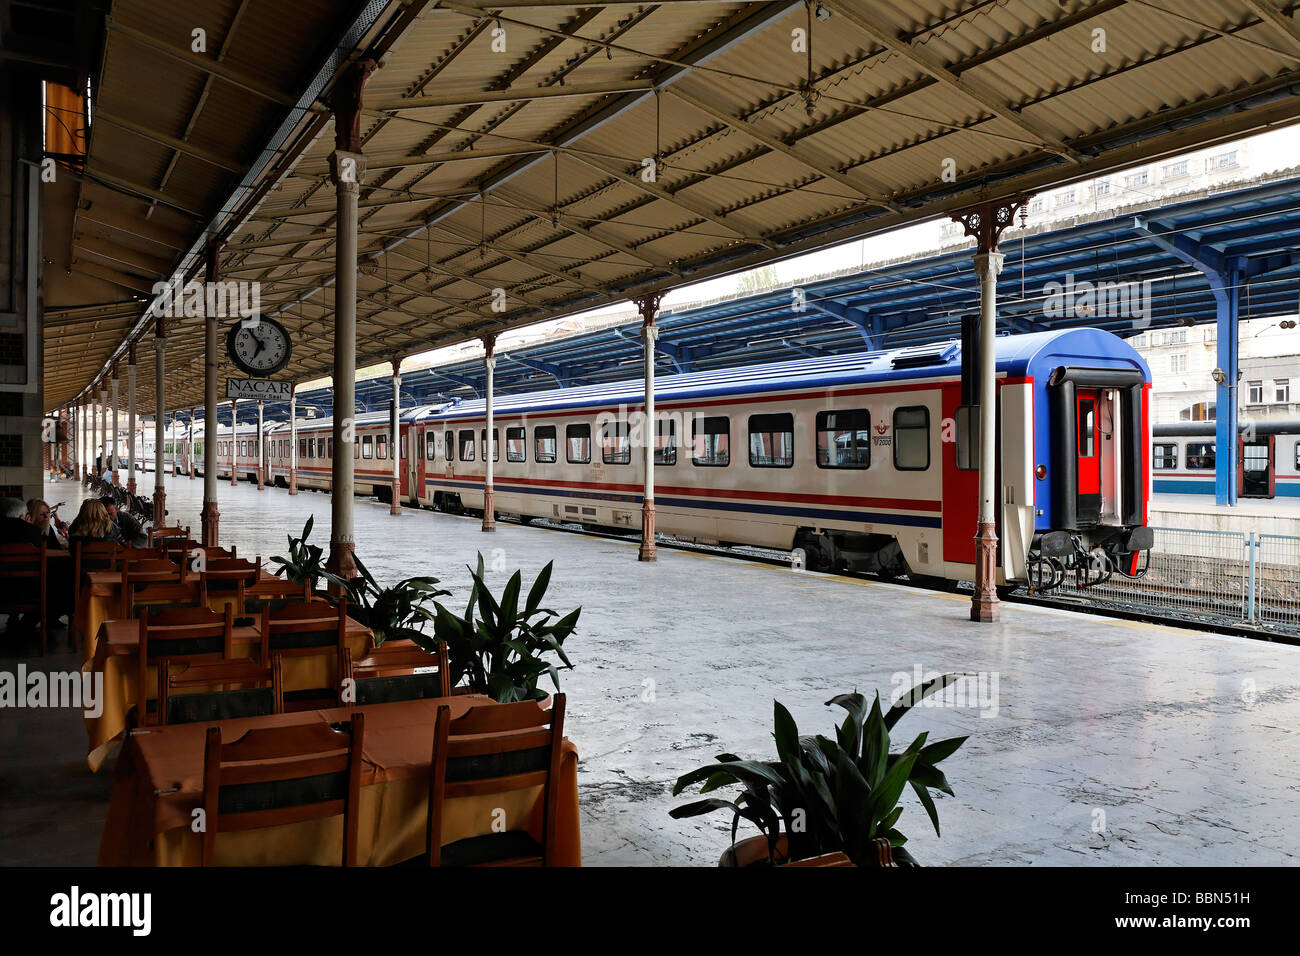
[100,496,145,547]
[0,497,42,546]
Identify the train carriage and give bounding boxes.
[1151,420,1300,499]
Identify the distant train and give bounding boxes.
[190,328,1155,590]
[1152,420,1300,498]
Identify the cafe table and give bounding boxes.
[96,696,582,866]
[83,615,371,772]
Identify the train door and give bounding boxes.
[1075,389,1103,524]
[1239,433,1275,498]
[407,425,422,503]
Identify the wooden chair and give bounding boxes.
[260,600,350,710]
[121,547,167,568]
[160,537,203,566]
[339,639,450,705]
[148,524,190,546]
[200,713,366,866]
[136,605,236,727]
[201,558,261,612]
[0,542,47,655]
[424,693,566,866]
[243,577,311,616]
[71,539,122,648]
[159,656,284,726]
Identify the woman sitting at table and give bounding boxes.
[68,499,121,543]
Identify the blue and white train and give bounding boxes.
[1152,421,1300,499]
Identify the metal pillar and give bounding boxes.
[952,195,1028,624]
[75,401,82,482]
[200,244,221,546]
[482,339,495,531]
[390,357,402,516]
[153,319,166,528]
[229,399,239,485]
[1213,262,1243,506]
[110,368,120,485]
[256,400,265,490]
[100,386,109,477]
[636,293,664,561]
[188,408,196,478]
[325,59,376,588]
[126,344,137,493]
[289,387,298,495]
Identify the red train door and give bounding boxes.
[1076,389,1102,524]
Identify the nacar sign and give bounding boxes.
[226,379,291,400]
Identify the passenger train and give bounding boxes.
[194,327,1155,590]
[1151,420,1300,498]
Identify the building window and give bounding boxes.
[955,405,979,471]
[1126,170,1149,188]
[1095,179,1111,197]
[893,406,930,471]
[376,435,387,460]
[1168,329,1187,345]
[748,413,794,468]
[534,425,557,464]
[1164,160,1189,178]
[1153,443,1178,470]
[426,431,436,461]
[1275,379,1291,403]
[362,435,373,459]
[480,428,499,462]
[1055,189,1076,207]
[654,419,676,466]
[601,421,630,465]
[458,430,475,462]
[692,416,731,467]
[1214,150,1238,170]
[566,423,591,464]
[1170,353,1187,373]
[1248,381,1263,404]
[1186,442,1216,470]
[506,426,526,463]
[1028,198,1044,215]
[815,409,870,468]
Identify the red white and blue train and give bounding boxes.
[196,327,1155,589]
[1151,421,1300,499]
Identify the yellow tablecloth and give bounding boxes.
[83,616,371,771]
[96,697,582,866]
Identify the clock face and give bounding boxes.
[226,317,292,376]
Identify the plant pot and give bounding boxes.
[718,834,916,868]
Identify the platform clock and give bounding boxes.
[226,317,292,376]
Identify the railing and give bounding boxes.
[1053,526,1300,631]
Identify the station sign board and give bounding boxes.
[226,378,291,401]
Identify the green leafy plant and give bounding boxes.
[322,551,449,647]
[421,553,580,703]
[268,515,329,590]
[670,674,970,867]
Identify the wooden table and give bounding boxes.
[83,615,371,772]
[97,697,582,866]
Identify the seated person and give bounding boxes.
[24,498,67,550]
[0,497,42,546]
[100,496,145,547]
[68,499,120,544]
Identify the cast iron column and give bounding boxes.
[153,316,167,528]
[482,337,496,531]
[100,386,109,478]
[126,343,137,493]
[636,293,663,561]
[289,386,298,495]
[256,399,265,490]
[200,244,221,546]
[229,399,239,486]
[110,366,120,485]
[390,357,402,515]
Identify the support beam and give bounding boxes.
[188,408,196,478]
[390,358,402,516]
[229,399,239,486]
[153,313,167,528]
[110,367,120,485]
[126,344,137,494]
[256,400,265,490]
[201,244,221,546]
[289,386,299,495]
[636,293,664,561]
[482,337,496,532]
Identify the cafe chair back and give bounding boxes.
[261,599,349,710]
[243,577,311,616]
[201,557,262,609]
[159,655,284,726]
[0,542,47,656]
[424,693,566,867]
[72,539,122,648]
[148,524,190,546]
[339,639,451,705]
[136,604,236,727]
[120,547,167,567]
[200,712,366,866]
[119,562,200,618]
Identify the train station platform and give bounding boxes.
[1151,493,1300,537]
[13,473,1298,867]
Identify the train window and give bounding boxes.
[425,432,436,462]
[748,413,794,468]
[1153,443,1178,469]
[1078,400,1096,457]
[353,440,358,459]
[1295,440,1300,470]
[443,430,452,461]
[458,430,475,461]
[602,421,631,465]
[400,435,406,460]
[954,406,978,471]
[376,435,387,460]
[480,428,499,462]
[655,419,676,466]
[327,438,333,460]
[692,416,730,467]
[816,409,870,469]
[362,435,373,459]
[893,406,930,471]
[506,426,526,462]
[535,425,557,463]
[567,423,591,463]
[1186,442,1215,470]
[299,438,306,460]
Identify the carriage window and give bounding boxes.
[353,439,358,459]
[1295,440,1300,470]
[1186,442,1215,470]
[954,406,978,471]
[567,423,591,464]
[444,430,453,461]
[458,430,475,461]
[692,416,730,467]
[816,409,870,469]
[426,431,436,461]
[326,438,333,460]
[893,406,930,471]
[602,421,631,465]
[400,435,406,460]
[376,435,387,460]
[655,419,677,466]
[307,439,315,459]
[506,426,526,463]
[362,435,373,459]
[748,413,794,468]
[535,425,557,463]
[480,428,499,462]
[1078,400,1096,457]
[1153,443,1178,470]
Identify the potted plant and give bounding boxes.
[421,553,580,703]
[322,551,449,647]
[268,516,330,593]
[671,674,970,867]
